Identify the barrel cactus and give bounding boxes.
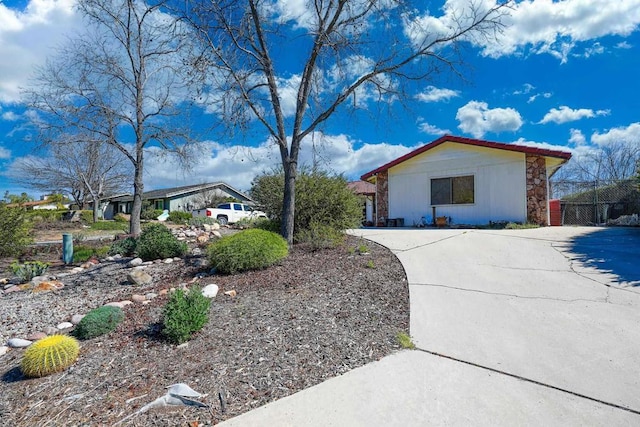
[21,335,80,378]
[73,305,124,340]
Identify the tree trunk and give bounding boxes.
[92,198,100,223]
[130,161,144,236]
[281,160,296,245]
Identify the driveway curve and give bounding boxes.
[219,226,640,426]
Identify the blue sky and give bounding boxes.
[1,0,639,197]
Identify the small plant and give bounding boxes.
[108,236,138,256]
[141,208,164,221]
[168,211,192,224]
[136,223,187,260]
[208,229,288,274]
[396,332,416,350]
[162,286,211,344]
[73,233,87,244]
[365,259,375,269]
[296,221,345,250]
[358,244,369,254]
[10,261,50,282]
[347,246,356,255]
[73,245,110,263]
[73,305,124,340]
[0,203,32,257]
[21,335,80,378]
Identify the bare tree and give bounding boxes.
[183,0,511,243]
[555,140,640,182]
[10,134,131,221]
[25,0,196,235]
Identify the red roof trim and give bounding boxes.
[360,135,572,181]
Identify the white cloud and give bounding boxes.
[0,0,81,103]
[472,0,640,62]
[415,86,460,103]
[456,101,523,138]
[590,122,640,147]
[569,128,587,146]
[143,133,419,190]
[513,83,535,95]
[527,92,552,103]
[2,111,20,121]
[511,137,573,154]
[417,119,450,136]
[0,146,11,159]
[580,42,605,58]
[539,106,610,124]
[616,41,633,49]
[276,74,302,118]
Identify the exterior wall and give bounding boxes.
[387,143,527,226]
[525,154,548,225]
[365,197,374,223]
[376,171,389,224]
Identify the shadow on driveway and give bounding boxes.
[567,227,640,287]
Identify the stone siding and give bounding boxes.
[526,154,548,225]
[375,171,389,225]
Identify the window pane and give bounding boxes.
[431,178,451,205]
[452,176,474,204]
[233,203,242,211]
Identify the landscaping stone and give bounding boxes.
[196,234,209,244]
[131,294,146,303]
[128,258,143,267]
[127,270,153,286]
[120,300,133,306]
[71,314,85,325]
[145,292,158,300]
[164,258,174,264]
[3,285,20,294]
[202,284,219,298]
[212,230,222,239]
[71,267,84,273]
[26,332,47,341]
[0,346,8,356]
[105,302,125,309]
[7,338,32,348]
[191,247,202,256]
[57,322,73,330]
[45,326,59,335]
[224,290,237,297]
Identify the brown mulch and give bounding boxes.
[0,236,409,426]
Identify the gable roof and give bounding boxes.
[361,135,572,181]
[347,180,376,195]
[105,182,254,203]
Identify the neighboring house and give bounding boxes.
[361,135,571,226]
[347,180,376,225]
[6,195,70,210]
[101,182,255,220]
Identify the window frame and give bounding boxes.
[430,175,475,206]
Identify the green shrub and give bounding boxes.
[168,211,192,224]
[21,335,80,378]
[10,261,49,282]
[108,236,138,256]
[25,209,68,223]
[296,221,345,250]
[73,245,110,263]
[73,305,124,340]
[250,168,362,240]
[90,221,129,231]
[252,218,281,233]
[80,210,94,224]
[136,223,187,261]
[141,209,164,221]
[162,286,211,344]
[114,213,129,223]
[208,229,288,274]
[189,216,217,227]
[0,204,32,257]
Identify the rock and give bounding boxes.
[106,256,116,262]
[0,278,7,285]
[128,257,143,267]
[141,300,150,305]
[120,300,133,306]
[191,247,202,256]
[184,230,197,238]
[127,270,153,286]
[212,230,222,239]
[31,275,48,286]
[113,254,123,259]
[173,257,181,261]
[196,234,209,244]
[159,289,169,296]
[163,258,174,264]
[224,289,237,297]
[71,267,84,274]
[8,338,32,348]
[212,222,220,230]
[45,326,59,335]
[131,294,146,303]
[80,262,93,269]
[71,314,85,325]
[57,322,73,330]
[202,224,212,232]
[133,265,147,271]
[202,284,219,298]
[0,346,8,356]
[3,285,20,294]
[145,292,158,300]
[26,332,47,341]
[177,342,189,349]
[105,301,125,309]
[33,281,64,292]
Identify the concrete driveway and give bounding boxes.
[219,226,640,426]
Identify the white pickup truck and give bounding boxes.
[191,203,267,225]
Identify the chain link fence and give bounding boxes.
[549,179,640,225]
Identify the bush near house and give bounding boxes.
[250,168,362,243]
[208,229,288,274]
[168,211,192,224]
[141,208,164,221]
[0,204,32,257]
[136,223,187,261]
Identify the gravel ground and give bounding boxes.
[0,235,409,426]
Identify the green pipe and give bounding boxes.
[62,233,73,264]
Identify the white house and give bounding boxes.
[361,135,572,227]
